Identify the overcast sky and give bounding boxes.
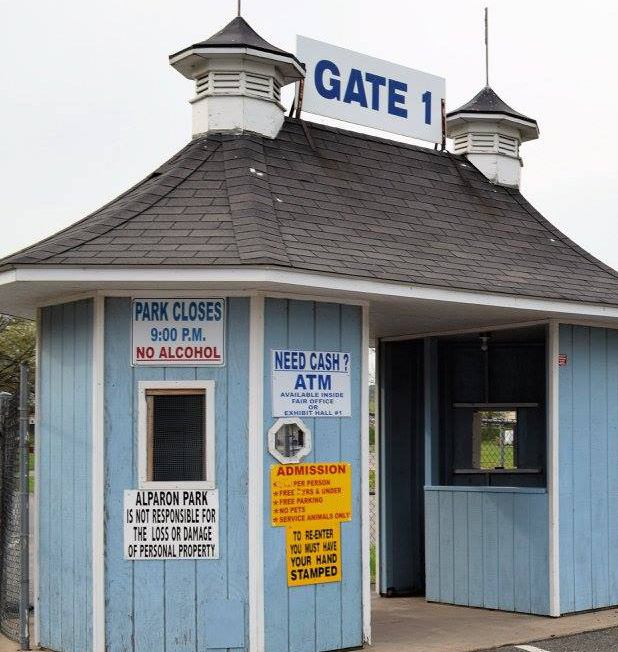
[1,0,617,268]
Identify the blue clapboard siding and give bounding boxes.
[425,487,550,615]
[559,325,618,614]
[38,300,93,652]
[104,297,250,652]
[263,299,363,652]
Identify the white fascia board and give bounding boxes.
[5,265,618,321]
[0,269,16,285]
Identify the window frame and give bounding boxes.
[137,380,216,489]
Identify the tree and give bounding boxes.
[0,315,36,397]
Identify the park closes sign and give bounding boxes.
[271,349,351,417]
[132,298,225,366]
[271,463,351,587]
[123,489,219,560]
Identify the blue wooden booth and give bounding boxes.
[3,14,618,652]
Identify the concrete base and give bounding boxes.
[371,595,618,652]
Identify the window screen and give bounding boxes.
[146,390,205,482]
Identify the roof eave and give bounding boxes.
[446,111,540,141]
[169,46,305,83]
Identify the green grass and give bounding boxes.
[480,441,514,469]
[370,544,376,584]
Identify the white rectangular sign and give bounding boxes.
[132,298,225,366]
[297,36,446,144]
[272,350,351,418]
[124,489,219,560]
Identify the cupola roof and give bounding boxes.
[447,85,539,142]
[170,16,304,83]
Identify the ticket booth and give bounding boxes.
[3,13,618,652]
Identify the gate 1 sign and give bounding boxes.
[297,35,446,144]
[272,349,351,417]
[124,489,219,560]
[132,298,225,365]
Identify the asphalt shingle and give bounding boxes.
[3,118,618,305]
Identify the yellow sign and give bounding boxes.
[270,463,352,527]
[286,522,341,586]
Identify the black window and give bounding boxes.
[146,391,206,482]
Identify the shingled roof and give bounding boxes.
[447,85,537,126]
[4,118,618,305]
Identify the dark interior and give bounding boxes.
[379,325,548,597]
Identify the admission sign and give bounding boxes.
[271,463,351,587]
[132,298,225,365]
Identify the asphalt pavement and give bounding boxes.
[481,625,618,651]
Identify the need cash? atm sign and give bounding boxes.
[297,36,445,144]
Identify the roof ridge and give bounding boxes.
[222,137,290,266]
[285,117,459,160]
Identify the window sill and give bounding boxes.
[453,468,543,475]
[138,480,216,490]
[424,485,547,494]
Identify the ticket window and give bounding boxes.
[138,381,215,488]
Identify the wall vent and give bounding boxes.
[194,71,282,104]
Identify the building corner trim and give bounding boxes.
[249,294,265,652]
[361,305,371,643]
[92,295,105,651]
[548,321,561,617]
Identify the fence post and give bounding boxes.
[18,363,29,650]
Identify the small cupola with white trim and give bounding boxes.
[169,16,305,139]
[446,86,539,188]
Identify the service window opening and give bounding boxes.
[138,380,216,488]
[146,390,206,482]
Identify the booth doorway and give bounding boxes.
[376,324,548,603]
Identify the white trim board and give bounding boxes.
[547,321,560,617]
[5,266,618,322]
[248,295,265,652]
[136,380,216,489]
[361,305,372,643]
[92,295,105,652]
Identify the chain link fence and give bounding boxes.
[0,392,21,642]
[0,363,30,648]
[369,444,377,584]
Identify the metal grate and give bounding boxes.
[149,392,205,482]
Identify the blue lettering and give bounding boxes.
[388,79,408,118]
[343,68,368,107]
[315,59,340,100]
[318,375,332,390]
[364,72,386,110]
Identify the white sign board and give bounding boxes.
[132,298,225,366]
[272,350,351,418]
[124,489,219,560]
[297,36,446,144]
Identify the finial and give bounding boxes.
[484,7,489,87]
[237,0,241,17]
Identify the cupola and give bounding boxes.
[169,16,305,139]
[446,86,539,188]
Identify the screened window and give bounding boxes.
[138,381,215,488]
